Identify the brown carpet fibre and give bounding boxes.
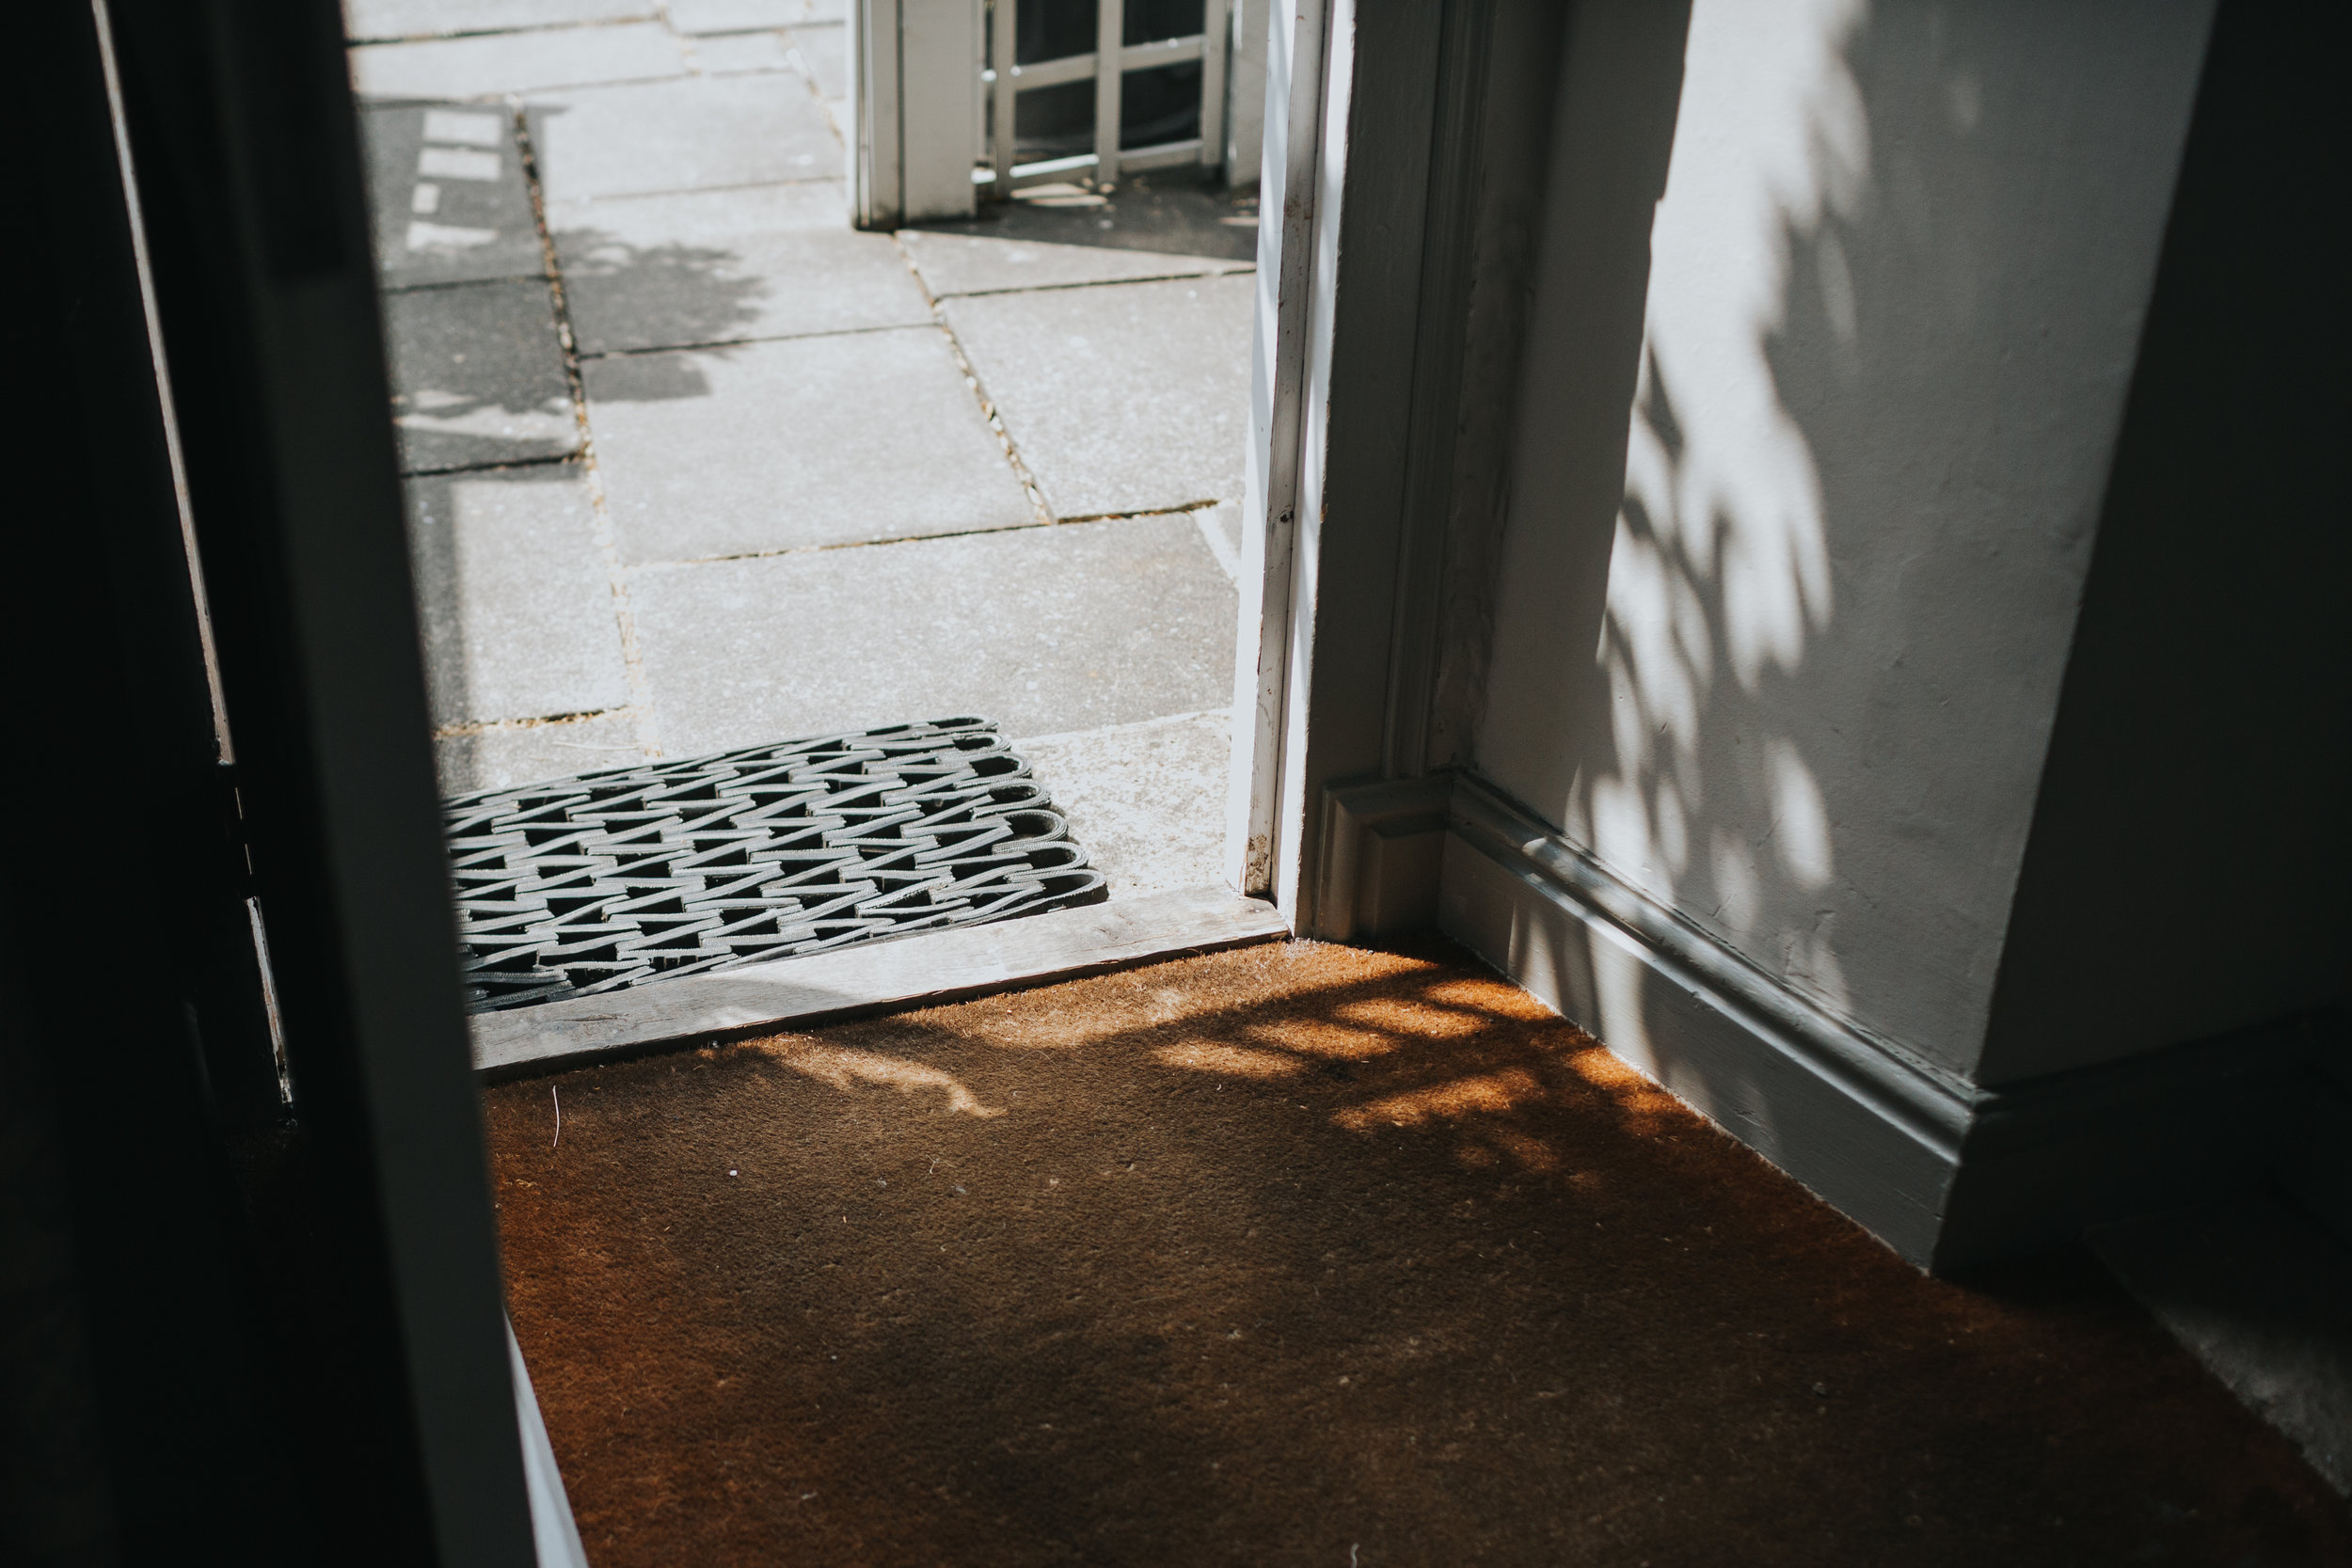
[488,939,2351,1566]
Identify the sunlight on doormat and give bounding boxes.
[442,718,1105,1013]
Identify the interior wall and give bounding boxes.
[1469,0,2215,1078]
[1976,0,2351,1086]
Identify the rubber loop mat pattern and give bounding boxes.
[443,718,1104,1012]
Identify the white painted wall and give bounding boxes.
[1470,0,2215,1077]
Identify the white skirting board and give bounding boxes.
[470,884,1289,1079]
[1344,769,2343,1272]
[1438,772,1972,1265]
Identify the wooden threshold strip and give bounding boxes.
[469,883,1289,1079]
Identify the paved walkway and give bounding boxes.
[345,0,1256,899]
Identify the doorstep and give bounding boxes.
[470,882,1286,1077]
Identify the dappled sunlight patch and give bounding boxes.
[1549,1044,1692,1140]
[1559,1042,1681,1108]
[1152,1041,1308,1080]
[1327,993,1496,1040]
[1490,1130,1563,1174]
[748,1039,1003,1119]
[1330,1068,1573,1177]
[1412,974,1559,1021]
[1335,1068,1548,1132]
[1237,1017,1407,1062]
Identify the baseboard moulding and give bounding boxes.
[470,884,1290,1080]
[1324,768,2346,1271]
[1438,770,1969,1265]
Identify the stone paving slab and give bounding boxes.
[582,326,1032,562]
[787,23,847,98]
[527,75,836,202]
[551,181,929,354]
[667,0,842,31]
[342,0,653,44]
[384,279,580,473]
[899,229,1249,298]
[362,104,547,289]
[910,174,1258,267]
[350,21,686,102]
[436,712,645,797]
[1014,709,1232,899]
[404,465,631,727]
[628,515,1236,753]
[688,30,795,73]
[944,271,1253,516]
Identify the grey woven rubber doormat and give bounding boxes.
[443,718,1106,1013]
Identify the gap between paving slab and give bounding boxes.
[939,271,1255,518]
[525,74,837,203]
[626,514,1235,754]
[668,0,843,34]
[362,103,547,288]
[898,229,1251,298]
[434,710,646,795]
[350,22,691,102]
[550,181,928,355]
[385,278,580,473]
[342,0,657,46]
[583,326,1036,562]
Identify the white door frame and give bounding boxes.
[854,0,1259,225]
[850,0,980,226]
[854,0,1514,944]
[1225,0,1477,938]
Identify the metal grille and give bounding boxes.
[443,718,1104,1013]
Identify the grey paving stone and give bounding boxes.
[350,22,686,101]
[384,279,580,473]
[907,174,1258,286]
[666,0,839,31]
[362,104,545,289]
[436,712,646,797]
[688,30,794,73]
[898,229,1248,297]
[550,181,929,354]
[943,271,1253,516]
[527,75,837,201]
[342,0,651,43]
[629,515,1236,753]
[786,23,846,97]
[404,465,632,727]
[581,326,1031,562]
[1013,709,1232,900]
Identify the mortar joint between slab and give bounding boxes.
[780,24,849,149]
[346,15,674,49]
[930,265,1257,302]
[515,95,665,761]
[432,706,638,739]
[891,232,1057,530]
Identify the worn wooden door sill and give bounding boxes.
[469,884,1288,1079]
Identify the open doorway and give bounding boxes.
[345,0,1271,1032]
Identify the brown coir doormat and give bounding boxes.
[485,939,2350,1567]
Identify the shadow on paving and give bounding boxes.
[908,172,1259,265]
[549,227,775,367]
[485,939,2350,1567]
